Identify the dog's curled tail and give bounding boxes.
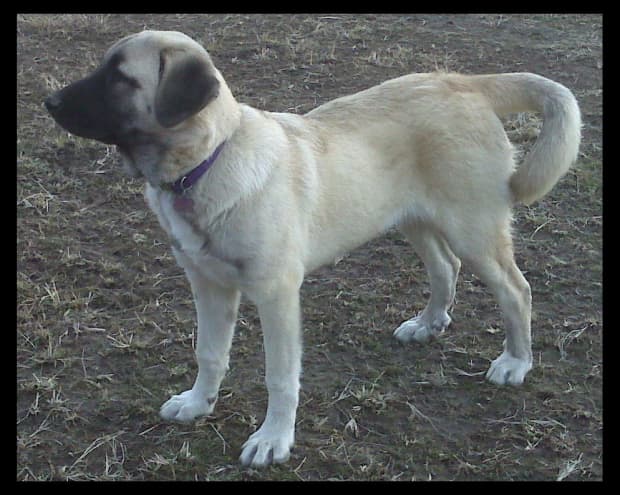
[474,73,581,205]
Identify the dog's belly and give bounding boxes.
[303,186,421,273]
[303,210,407,273]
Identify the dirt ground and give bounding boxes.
[17,14,602,481]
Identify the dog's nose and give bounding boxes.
[44,93,62,112]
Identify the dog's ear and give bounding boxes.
[155,48,220,128]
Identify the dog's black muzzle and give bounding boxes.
[44,65,125,145]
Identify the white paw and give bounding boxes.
[239,426,294,468]
[486,350,532,386]
[159,390,216,422]
[393,312,451,343]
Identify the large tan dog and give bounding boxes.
[45,30,581,467]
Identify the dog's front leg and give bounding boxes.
[240,278,302,467]
[160,264,240,422]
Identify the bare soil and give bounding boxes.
[17,14,602,480]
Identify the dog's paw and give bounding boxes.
[239,426,294,468]
[486,351,532,386]
[393,312,451,343]
[159,390,216,422]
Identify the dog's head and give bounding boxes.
[45,30,225,181]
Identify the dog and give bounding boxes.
[44,30,581,467]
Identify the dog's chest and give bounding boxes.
[146,186,205,252]
[144,184,242,285]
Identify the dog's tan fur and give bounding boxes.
[45,31,581,467]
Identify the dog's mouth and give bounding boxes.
[45,94,120,145]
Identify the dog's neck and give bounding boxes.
[168,104,278,226]
[164,140,227,195]
[159,140,227,213]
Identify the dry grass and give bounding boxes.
[17,14,601,480]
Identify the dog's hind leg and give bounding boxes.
[394,222,461,343]
[465,234,532,385]
[443,218,533,385]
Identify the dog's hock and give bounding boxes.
[155,48,220,128]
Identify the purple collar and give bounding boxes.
[167,140,226,195]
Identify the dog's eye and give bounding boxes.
[158,53,165,82]
[109,68,141,90]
